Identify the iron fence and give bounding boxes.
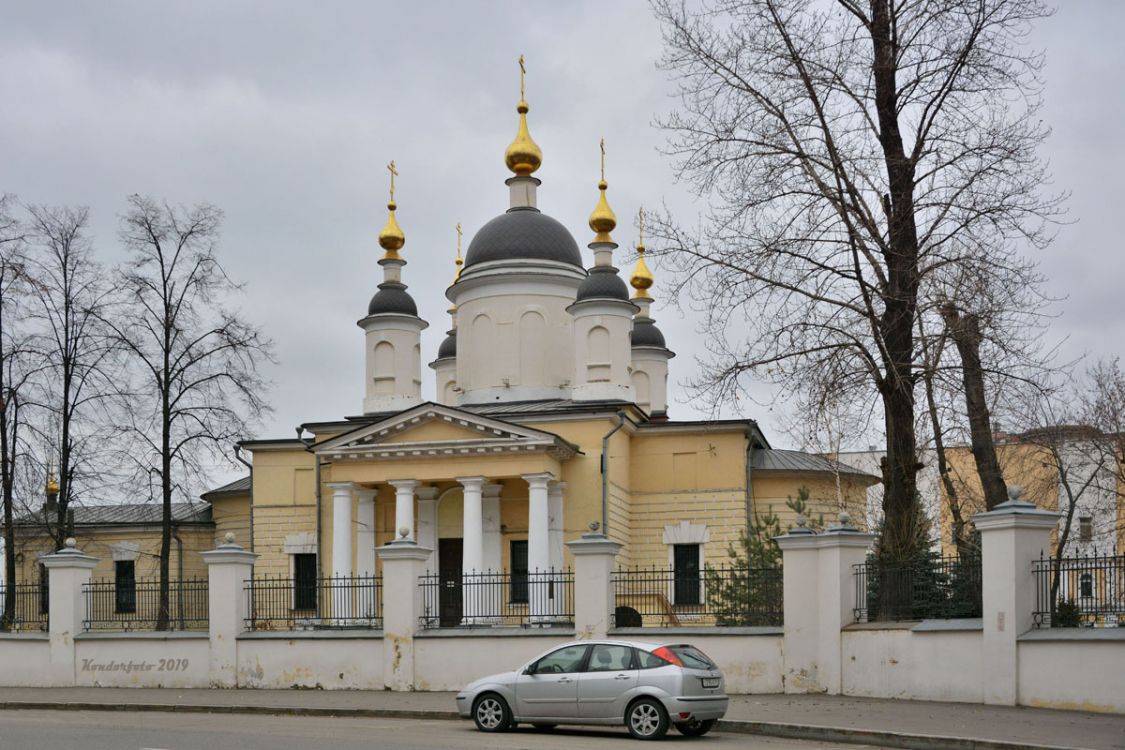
[0,582,49,632]
[853,554,982,623]
[83,578,209,631]
[613,564,783,628]
[418,569,574,628]
[1033,551,1125,628]
[245,575,383,630]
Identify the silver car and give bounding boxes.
[455,640,728,740]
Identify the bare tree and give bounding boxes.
[649,0,1062,560]
[24,205,119,550]
[113,195,272,630]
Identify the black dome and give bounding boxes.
[575,266,630,302]
[437,332,457,359]
[631,318,667,348]
[464,207,582,268]
[367,282,418,317]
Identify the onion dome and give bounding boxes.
[630,207,654,300]
[588,138,617,244]
[377,161,405,261]
[367,282,418,316]
[504,55,542,176]
[463,208,582,268]
[576,265,630,302]
[437,332,457,359]
[631,318,667,348]
[46,467,59,496]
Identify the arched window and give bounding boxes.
[587,325,611,382]
[372,341,395,394]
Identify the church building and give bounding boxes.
[238,63,876,614]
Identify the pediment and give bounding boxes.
[313,402,578,462]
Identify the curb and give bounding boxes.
[0,701,1091,750]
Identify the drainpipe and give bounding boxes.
[172,524,184,630]
[745,438,756,539]
[233,444,253,551]
[297,428,323,581]
[600,411,628,539]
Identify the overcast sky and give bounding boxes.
[2,1,1123,478]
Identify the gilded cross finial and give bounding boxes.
[387,160,399,203]
[599,138,606,182]
[630,205,654,300]
[518,54,526,101]
[638,206,645,248]
[456,222,463,258]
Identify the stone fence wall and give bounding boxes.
[0,497,1121,712]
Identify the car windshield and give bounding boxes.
[669,645,715,670]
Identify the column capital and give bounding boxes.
[456,476,486,490]
[522,471,555,489]
[355,486,378,501]
[482,482,503,498]
[388,479,418,492]
[416,485,440,501]
[548,480,567,495]
[326,481,358,493]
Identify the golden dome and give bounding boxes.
[46,473,59,496]
[378,160,405,260]
[630,207,654,300]
[505,55,542,176]
[588,139,617,243]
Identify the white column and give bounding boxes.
[482,482,503,573]
[327,482,356,576]
[415,486,440,575]
[459,476,486,624]
[388,479,417,542]
[524,472,553,623]
[548,481,565,572]
[356,488,377,578]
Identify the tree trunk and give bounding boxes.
[920,353,975,559]
[941,304,1008,510]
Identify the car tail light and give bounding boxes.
[652,646,684,667]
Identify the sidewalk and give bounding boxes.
[0,688,1120,750]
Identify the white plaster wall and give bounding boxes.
[237,637,384,690]
[74,636,210,688]
[0,637,51,686]
[841,628,984,703]
[1018,639,1125,713]
[676,633,784,694]
[413,634,566,691]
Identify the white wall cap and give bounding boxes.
[201,547,259,566]
[40,542,99,570]
[376,542,434,561]
[973,506,1060,531]
[775,532,876,551]
[566,535,623,557]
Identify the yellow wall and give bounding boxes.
[14,525,214,583]
[210,493,251,549]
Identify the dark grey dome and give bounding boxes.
[464,207,582,268]
[575,267,630,302]
[631,318,667,348]
[367,282,418,317]
[437,331,457,359]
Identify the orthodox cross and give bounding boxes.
[518,54,526,100]
[600,138,606,182]
[638,206,645,248]
[387,160,399,202]
[455,222,463,262]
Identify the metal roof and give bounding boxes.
[17,502,212,527]
[751,448,875,478]
[201,475,251,499]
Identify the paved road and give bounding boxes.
[0,710,878,750]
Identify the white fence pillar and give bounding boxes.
[974,487,1059,706]
[41,539,97,686]
[567,533,621,639]
[377,537,431,691]
[202,533,257,688]
[776,516,874,694]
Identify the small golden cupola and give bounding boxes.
[630,207,655,300]
[588,138,617,244]
[504,55,543,176]
[377,160,405,260]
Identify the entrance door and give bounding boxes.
[438,538,463,627]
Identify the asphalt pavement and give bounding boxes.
[0,710,882,750]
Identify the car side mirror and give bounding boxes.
[524,664,536,676]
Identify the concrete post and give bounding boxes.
[776,516,875,694]
[973,486,1059,706]
[41,538,97,686]
[567,534,621,639]
[377,538,432,691]
[201,533,257,688]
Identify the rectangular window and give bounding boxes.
[114,560,136,614]
[673,544,701,605]
[510,540,528,604]
[1079,517,1093,543]
[293,553,317,611]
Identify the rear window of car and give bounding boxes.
[669,645,715,670]
[635,649,670,669]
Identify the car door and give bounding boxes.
[515,644,589,720]
[577,644,639,719]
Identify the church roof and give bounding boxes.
[631,318,667,348]
[463,207,582,268]
[751,448,874,478]
[436,332,457,359]
[16,502,212,527]
[575,266,630,302]
[201,475,251,500]
[367,282,419,316]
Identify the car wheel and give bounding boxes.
[531,724,557,731]
[675,718,716,737]
[472,693,512,733]
[626,697,669,740]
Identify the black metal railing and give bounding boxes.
[418,569,574,628]
[245,575,383,630]
[853,554,982,623]
[1033,552,1125,628]
[0,583,49,632]
[613,564,784,628]
[83,578,209,631]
